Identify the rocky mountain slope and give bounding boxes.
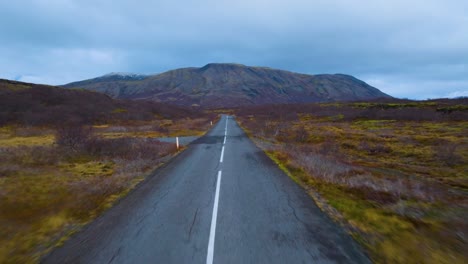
[64,63,391,108]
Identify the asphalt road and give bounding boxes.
[43,115,370,264]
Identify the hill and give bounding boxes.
[63,63,391,108]
[0,79,195,126]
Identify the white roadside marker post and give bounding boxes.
[176,137,179,150]
[210,121,213,126]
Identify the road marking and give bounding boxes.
[206,116,227,263]
[206,170,222,264]
[220,146,225,163]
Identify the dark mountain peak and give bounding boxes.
[332,73,364,81]
[200,63,287,72]
[199,63,247,73]
[63,64,392,108]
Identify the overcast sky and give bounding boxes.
[1,0,467,99]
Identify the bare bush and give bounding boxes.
[83,137,176,159]
[286,148,353,184]
[358,141,392,155]
[152,123,169,134]
[434,140,462,166]
[0,145,63,166]
[318,140,341,157]
[135,125,153,132]
[284,146,447,203]
[260,120,280,138]
[0,163,22,177]
[294,126,309,143]
[55,125,93,152]
[104,126,128,133]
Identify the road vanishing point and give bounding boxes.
[43,115,370,264]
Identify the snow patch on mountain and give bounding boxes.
[102,72,148,80]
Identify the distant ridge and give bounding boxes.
[64,63,391,108]
[0,78,195,126]
[66,72,148,87]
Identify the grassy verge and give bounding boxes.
[237,101,467,264]
[0,117,212,263]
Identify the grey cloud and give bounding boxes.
[0,0,467,98]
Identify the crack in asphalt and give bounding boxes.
[107,246,122,264]
[286,191,306,227]
[188,207,199,241]
[135,189,172,228]
[285,189,319,260]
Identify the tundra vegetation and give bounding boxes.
[0,80,215,263]
[236,98,468,264]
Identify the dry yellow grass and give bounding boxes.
[0,126,55,147]
[0,135,54,147]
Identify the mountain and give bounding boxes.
[0,79,196,126]
[65,72,148,86]
[63,63,391,108]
